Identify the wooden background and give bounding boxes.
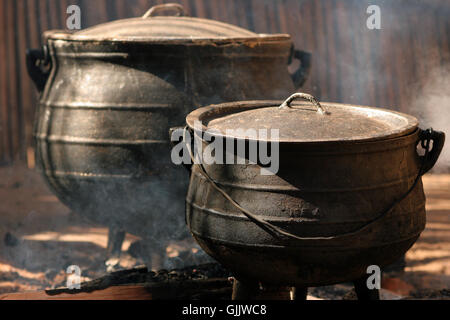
[0,0,449,165]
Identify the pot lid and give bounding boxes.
[47,3,289,43]
[186,93,419,143]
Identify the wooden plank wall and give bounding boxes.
[0,0,449,164]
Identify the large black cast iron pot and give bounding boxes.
[184,93,445,298]
[26,4,311,262]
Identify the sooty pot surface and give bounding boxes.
[184,93,445,286]
[26,4,311,241]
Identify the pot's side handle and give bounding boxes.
[26,45,51,93]
[419,128,446,174]
[289,48,312,88]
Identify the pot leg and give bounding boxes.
[291,287,308,300]
[105,227,126,272]
[232,279,260,300]
[353,277,380,300]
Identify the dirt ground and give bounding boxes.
[402,174,450,292]
[0,163,143,293]
[0,164,449,299]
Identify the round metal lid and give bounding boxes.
[186,93,419,143]
[46,3,290,43]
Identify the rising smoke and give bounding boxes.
[410,64,450,173]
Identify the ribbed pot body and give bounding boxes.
[35,38,298,239]
[186,130,426,286]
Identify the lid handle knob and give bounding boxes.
[143,3,186,18]
[279,93,328,115]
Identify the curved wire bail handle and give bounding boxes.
[279,93,328,115]
[143,3,186,18]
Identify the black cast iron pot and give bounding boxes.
[184,93,445,296]
[25,4,311,260]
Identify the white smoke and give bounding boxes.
[410,64,450,173]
